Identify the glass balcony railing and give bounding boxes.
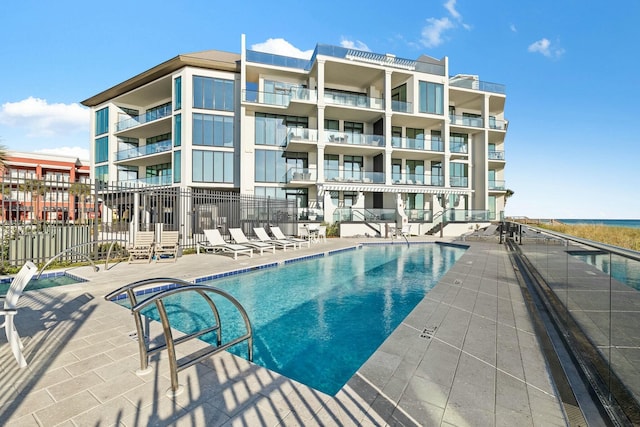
[391,174,443,186]
[450,142,468,154]
[405,209,433,222]
[324,169,384,184]
[488,150,505,160]
[333,207,396,222]
[450,114,484,128]
[287,127,318,143]
[121,174,172,186]
[489,118,508,130]
[324,91,384,110]
[243,88,318,107]
[325,131,385,147]
[115,140,172,161]
[391,100,413,113]
[449,77,506,95]
[391,137,444,151]
[450,176,469,187]
[489,180,506,190]
[116,103,172,132]
[285,168,316,183]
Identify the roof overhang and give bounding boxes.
[81,50,241,107]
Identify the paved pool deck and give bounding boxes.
[0,237,567,426]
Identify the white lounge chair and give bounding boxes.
[1,261,38,368]
[198,229,253,260]
[228,228,276,255]
[154,230,179,263]
[270,226,310,248]
[253,227,297,251]
[128,231,155,264]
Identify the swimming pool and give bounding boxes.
[133,243,466,395]
[0,272,85,294]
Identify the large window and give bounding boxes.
[431,161,443,186]
[95,165,108,183]
[450,133,468,153]
[255,113,308,146]
[193,113,234,147]
[95,107,109,136]
[419,81,444,114]
[343,155,363,180]
[174,114,181,147]
[174,76,182,110]
[95,136,109,163]
[392,159,402,182]
[193,76,234,111]
[324,154,339,180]
[255,150,286,183]
[173,151,181,183]
[450,162,468,187]
[324,119,339,131]
[117,165,137,182]
[254,186,286,200]
[192,150,233,183]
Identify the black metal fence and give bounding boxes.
[0,177,297,270]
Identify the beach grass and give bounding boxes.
[538,223,640,251]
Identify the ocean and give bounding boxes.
[559,219,640,228]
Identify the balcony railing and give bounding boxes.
[449,77,506,95]
[450,176,469,187]
[392,174,443,186]
[450,142,468,154]
[489,180,506,190]
[489,118,508,130]
[391,100,413,113]
[285,168,316,183]
[325,169,385,184]
[391,137,444,152]
[405,209,433,222]
[242,88,318,107]
[488,150,505,161]
[287,127,318,143]
[450,114,483,128]
[121,174,172,186]
[116,140,172,161]
[333,207,396,222]
[324,91,383,110]
[116,104,172,132]
[325,131,385,147]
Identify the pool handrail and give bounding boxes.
[105,278,253,397]
[37,239,129,278]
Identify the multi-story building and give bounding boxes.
[0,151,90,222]
[81,35,507,236]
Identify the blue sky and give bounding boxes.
[1,0,638,219]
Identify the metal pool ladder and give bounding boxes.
[105,278,253,397]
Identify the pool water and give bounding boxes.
[0,273,83,294]
[136,243,465,395]
[572,252,640,291]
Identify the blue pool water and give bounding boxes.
[572,252,640,291]
[134,243,466,395]
[0,272,83,294]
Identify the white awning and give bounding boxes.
[318,183,473,195]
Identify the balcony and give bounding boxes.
[405,209,433,222]
[392,137,443,152]
[116,103,172,132]
[450,176,469,187]
[489,180,506,190]
[116,140,172,161]
[488,150,505,161]
[242,88,318,108]
[489,118,508,130]
[324,90,383,110]
[392,174,443,186]
[450,114,483,128]
[325,131,385,147]
[325,170,385,184]
[391,100,413,113]
[121,174,173,187]
[285,168,316,183]
[449,76,506,95]
[333,207,396,222]
[450,142,468,154]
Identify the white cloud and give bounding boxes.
[36,146,90,161]
[250,38,313,59]
[528,38,565,58]
[510,23,517,33]
[340,38,370,51]
[444,0,461,20]
[0,97,89,138]
[420,17,454,48]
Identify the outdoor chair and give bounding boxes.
[198,229,254,259]
[154,230,180,263]
[128,231,155,264]
[270,226,310,248]
[1,261,38,368]
[253,227,297,251]
[317,225,327,243]
[228,228,276,255]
